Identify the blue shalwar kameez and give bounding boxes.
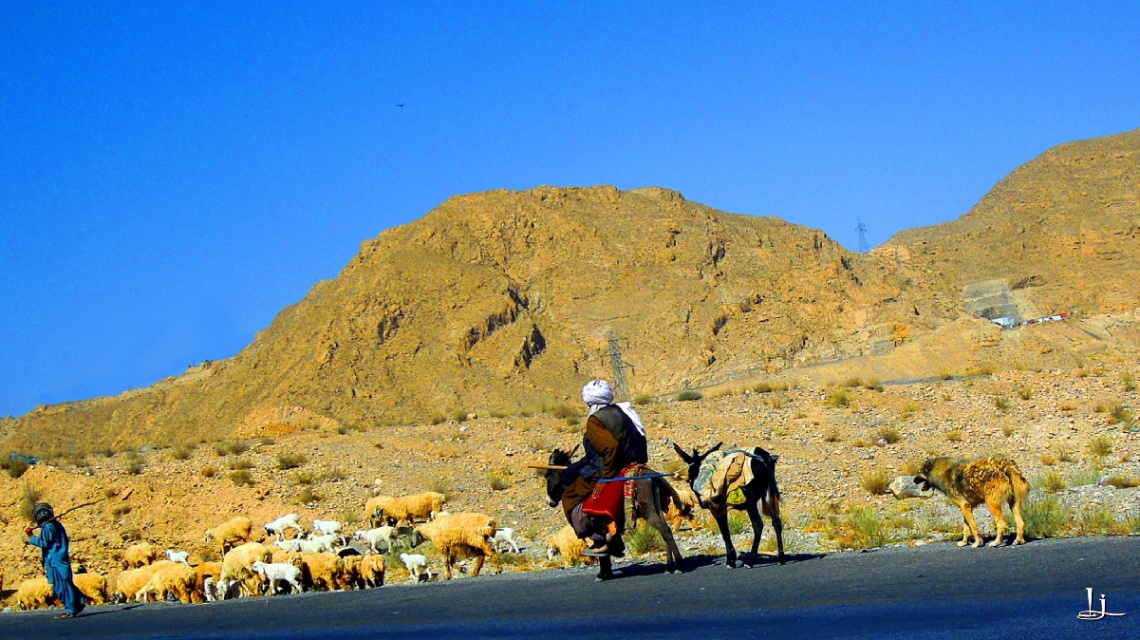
[28,520,85,615]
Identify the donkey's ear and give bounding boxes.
[672,442,691,462]
[568,444,580,458]
[708,442,723,454]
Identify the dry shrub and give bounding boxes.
[294,487,323,504]
[945,430,962,443]
[487,468,512,490]
[215,439,249,456]
[170,444,194,461]
[1104,476,1140,489]
[227,458,255,471]
[860,469,892,495]
[320,467,346,482]
[1124,372,1137,392]
[123,452,145,475]
[994,396,1012,412]
[276,453,307,470]
[1087,436,1113,458]
[824,429,840,443]
[1040,454,1058,466]
[676,390,703,402]
[876,427,900,445]
[633,394,654,405]
[1017,386,1034,400]
[292,471,315,485]
[201,465,218,478]
[229,469,254,486]
[825,389,850,408]
[18,484,42,523]
[1037,470,1065,493]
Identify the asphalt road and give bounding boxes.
[4,537,1139,640]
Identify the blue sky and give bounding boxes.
[2,2,1138,417]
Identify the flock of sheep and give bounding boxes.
[12,490,529,612]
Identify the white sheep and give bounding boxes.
[251,561,304,595]
[491,527,521,554]
[298,534,337,554]
[274,538,304,552]
[166,550,190,564]
[400,553,432,582]
[264,513,305,540]
[312,519,345,545]
[352,526,397,553]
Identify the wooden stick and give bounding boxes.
[526,464,568,470]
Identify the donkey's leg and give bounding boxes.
[644,509,684,573]
[712,510,737,568]
[769,498,786,565]
[744,500,765,564]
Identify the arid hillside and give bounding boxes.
[883,127,1140,318]
[1,188,927,455]
[2,128,1139,458]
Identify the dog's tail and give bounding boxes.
[1010,467,1030,510]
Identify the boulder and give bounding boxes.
[889,476,935,500]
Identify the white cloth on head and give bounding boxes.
[616,402,646,436]
[582,380,613,414]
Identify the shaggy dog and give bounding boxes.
[914,455,1030,547]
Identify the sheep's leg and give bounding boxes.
[443,550,454,580]
[471,555,485,577]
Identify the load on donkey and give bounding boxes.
[535,380,684,580]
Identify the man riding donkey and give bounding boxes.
[24,502,86,619]
[559,379,649,558]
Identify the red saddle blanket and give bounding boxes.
[582,464,645,522]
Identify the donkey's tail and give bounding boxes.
[753,447,782,517]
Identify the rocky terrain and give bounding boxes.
[1,330,1137,603]
[1,127,1139,605]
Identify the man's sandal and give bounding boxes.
[54,613,77,619]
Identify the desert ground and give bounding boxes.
[3,313,1139,608]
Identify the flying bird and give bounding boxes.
[395,103,405,107]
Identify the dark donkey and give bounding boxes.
[673,442,785,568]
[542,447,685,580]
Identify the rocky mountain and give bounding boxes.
[3,129,1139,456]
[882,128,1140,318]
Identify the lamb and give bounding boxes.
[251,561,304,595]
[312,519,345,544]
[138,562,202,604]
[296,552,343,591]
[166,549,191,564]
[399,553,432,582]
[15,577,58,610]
[121,542,157,569]
[113,561,172,603]
[359,554,385,588]
[491,527,521,554]
[274,538,304,552]
[546,525,589,567]
[367,491,446,527]
[73,572,109,606]
[264,513,305,540]
[352,526,397,553]
[293,535,336,554]
[410,512,499,580]
[205,515,253,555]
[220,541,273,598]
[194,561,222,596]
[202,576,221,602]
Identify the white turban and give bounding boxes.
[582,379,614,411]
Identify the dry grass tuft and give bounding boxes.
[825,389,850,408]
[276,453,307,470]
[1087,436,1113,458]
[860,469,892,495]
